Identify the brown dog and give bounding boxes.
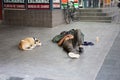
[19,37,42,50]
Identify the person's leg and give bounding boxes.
[93,0,97,7]
[63,40,74,52]
[76,29,84,46]
[83,0,87,8]
[62,40,80,58]
[88,0,92,7]
[95,0,99,7]
[74,29,84,53]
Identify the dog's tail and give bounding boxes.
[18,40,24,50]
[18,43,22,50]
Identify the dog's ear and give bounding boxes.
[35,39,42,46]
[35,38,40,42]
[35,39,41,43]
[33,37,37,40]
[35,40,39,42]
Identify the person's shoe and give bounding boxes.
[79,47,84,53]
[82,41,94,46]
[68,52,80,59]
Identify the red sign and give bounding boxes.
[62,0,67,4]
[4,4,25,9]
[0,0,2,20]
[62,0,78,4]
[74,0,78,3]
[27,3,50,9]
[53,3,60,8]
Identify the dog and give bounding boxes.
[19,37,42,50]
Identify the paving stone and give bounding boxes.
[0,22,119,80]
[95,32,120,80]
[7,77,24,80]
[34,77,53,80]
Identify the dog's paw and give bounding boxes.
[24,48,33,51]
[39,43,42,46]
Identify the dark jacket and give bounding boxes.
[52,29,84,46]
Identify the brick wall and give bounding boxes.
[4,9,65,27]
[52,9,65,27]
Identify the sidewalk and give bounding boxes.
[96,29,120,80]
[0,22,119,80]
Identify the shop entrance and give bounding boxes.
[83,0,100,8]
[0,0,2,20]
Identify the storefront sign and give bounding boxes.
[27,4,50,9]
[53,0,61,8]
[28,0,49,3]
[53,0,60,3]
[62,0,67,4]
[62,0,78,4]
[0,0,2,20]
[61,0,79,8]
[27,0,50,9]
[3,0,26,9]
[4,0,24,3]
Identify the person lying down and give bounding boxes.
[52,29,84,59]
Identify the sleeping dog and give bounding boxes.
[19,37,42,50]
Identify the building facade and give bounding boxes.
[0,0,2,21]
[0,0,119,26]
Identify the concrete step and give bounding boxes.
[77,8,103,12]
[76,12,108,16]
[76,16,112,20]
[74,8,114,23]
[79,20,112,23]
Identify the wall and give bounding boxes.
[0,0,2,20]
[4,9,65,27]
[52,9,65,27]
[4,10,52,27]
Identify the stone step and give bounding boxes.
[73,8,114,23]
[76,12,108,16]
[77,8,103,12]
[76,16,112,20]
[79,20,112,23]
